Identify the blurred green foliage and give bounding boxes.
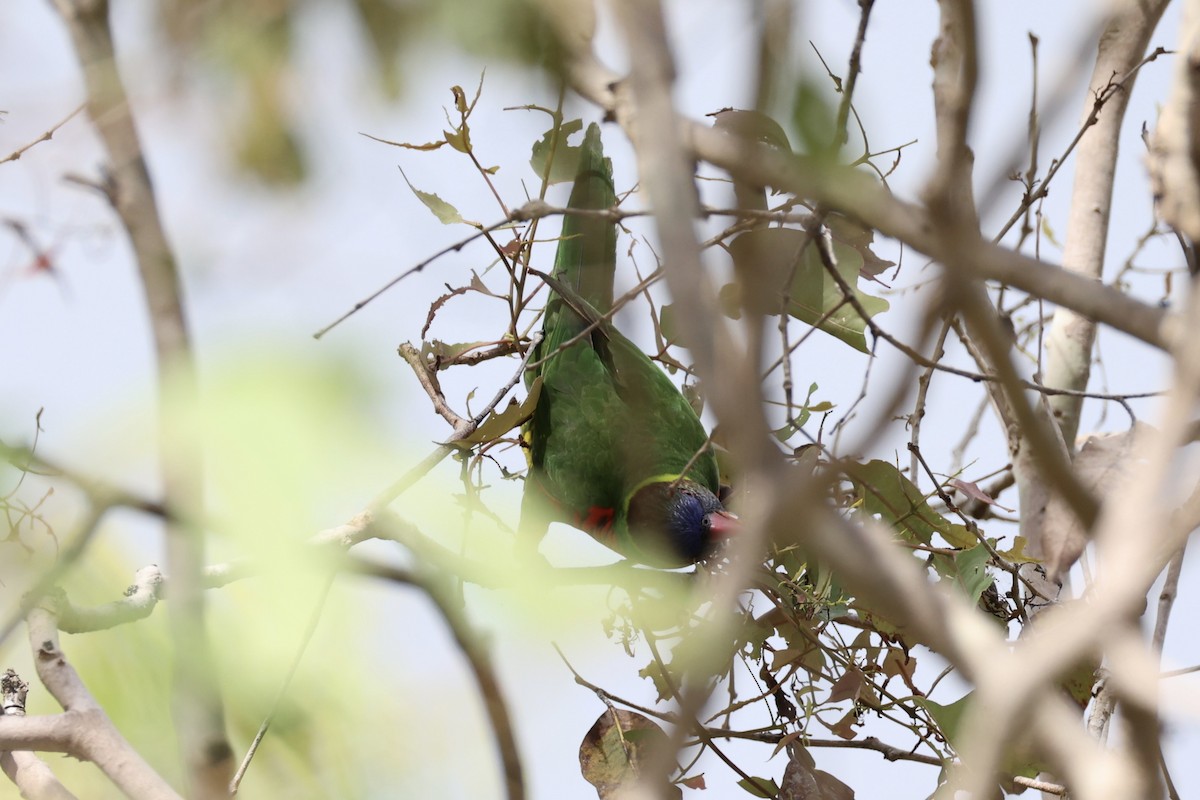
[154,0,565,185]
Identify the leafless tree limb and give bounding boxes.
[1,669,77,800]
[47,0,229,792]
[2,603,184,799]
[0,103,84,166]
[1150,0,1200,244]
[352,559,526,800]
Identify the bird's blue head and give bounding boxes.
[627,480,739,567]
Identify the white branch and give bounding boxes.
[1149,0,1200,241]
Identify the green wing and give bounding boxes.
[523,123,718,559]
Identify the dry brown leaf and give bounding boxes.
[1039,424,1154,581]
[780,748,856,799]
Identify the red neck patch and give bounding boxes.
[579,506,616,541]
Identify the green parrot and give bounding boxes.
[521,122,737,568]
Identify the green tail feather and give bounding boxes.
[552,122,617,316]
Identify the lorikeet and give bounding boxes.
[521,122,737,568]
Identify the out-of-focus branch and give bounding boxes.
[1,669,78,800]
[922,0,1099,596]
[924,0,978,225]
[0,442,167,640]
[950,289,1200,799]
[1011,0,1172,604]
[0,440,168,520]
[352,560,525,800]
[1152,542,1188,654]
[552,30,1179,354]
[13,603,184,799]
[609,3,783,799]
[693,129,1176,350]
[48,0,228,794]
[1150,0,1200,243]
[0,504,108,647]
[1044,0,1171,445]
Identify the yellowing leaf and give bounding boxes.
[399,167,473,226]
[454,377,542,447]
[996,536,1040,564]
[579,709,677,799]
[444,127,470,153]
[451,84,469,114]
[360,131,446,151]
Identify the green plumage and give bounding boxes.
[522,123,727,567]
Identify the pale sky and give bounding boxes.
[1,1,1196,798]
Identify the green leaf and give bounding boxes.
[399,167,472,225]
[659,302,678,343]
[790,78,839,158]
[939,544,992,603]
[918,693,972,742]
[530,118,584,184]
[825,215,895,283]
[728,228,888,353]
[1061,657,1100,708]
[1041,215,1061,248]
[937,524,978,550]
[717,282,743,319]
[710,108,792,151]
[920,692,1051,783]
[738,777,781,798]
[740,617,774,660]
[847,460,971,548]
[638,660,674,702]
[771,383,830,442]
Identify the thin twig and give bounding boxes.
[833,0,876,146]
[0,103,84,165]
[353,561,525,800]
[1152,541,1187,656]
[229,572,337,795]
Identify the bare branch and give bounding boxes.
[0,104,84,165]
[1149,0,1200,285]
[0,669,78,800]
[48,0,229,790]
[352,560,525,800]
[1043,0,1172,446]
[18,603,183,799]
